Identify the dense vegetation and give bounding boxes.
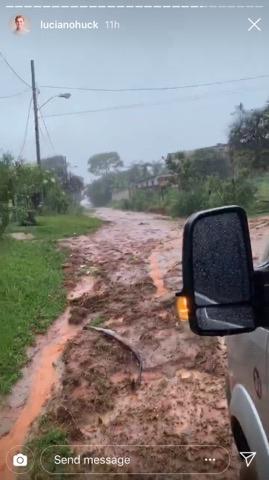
[0,153,84,236]
[86,101,269,216]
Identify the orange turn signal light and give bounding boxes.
[176,295,189,321]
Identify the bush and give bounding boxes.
[13,206,37,226]
[129,191,151,211]
[206,175,256,211]
[119,190,166,212]
[118,198,131,210]
[164,174,256,217]
[168,187,209,217]
[43,187,69,214]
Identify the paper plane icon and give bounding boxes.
[240,452,256,467]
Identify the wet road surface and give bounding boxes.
[1,208,269,479]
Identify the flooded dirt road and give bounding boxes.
[1,208,269,479]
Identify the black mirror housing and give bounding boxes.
[177,206,258,336]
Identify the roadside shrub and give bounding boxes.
[14,206,37,226]
[206,175,256,211]
[43,187,69,214]
[66,202,84,215]
[168,175,256,217]
[118,198,131,210]
[168,187,209,217]
[130,191,150,211]
[119,190,166,212]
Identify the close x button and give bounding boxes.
[248,18,262,31]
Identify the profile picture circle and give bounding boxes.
[10,14,31,35]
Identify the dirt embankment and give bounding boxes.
[2,209,269,479]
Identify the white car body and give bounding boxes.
[226,329,269,480]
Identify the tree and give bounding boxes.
[67,173,84,192]
[41,156,68,184]
[66,173,84,203]
[86,177,112,206]
[166,151,198,190]
[88,152,123,177]
[191,147,231,179]
[165,151,185,175]
[229,102,269,171]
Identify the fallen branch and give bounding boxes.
[89,326,143,386]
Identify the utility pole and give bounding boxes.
[31,59,41,166]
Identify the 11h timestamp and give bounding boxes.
[105,20,120,29]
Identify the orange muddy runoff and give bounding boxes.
[149,250,167,297]
[0,309,78,480]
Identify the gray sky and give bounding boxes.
[0,1,268,181]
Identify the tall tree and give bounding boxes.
[88,152,123,177]
[66,173,84,203]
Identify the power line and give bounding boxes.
[43,84,269,118]
[0,51,31,89]
[40,73,269,93]
[39,121,53,155]
[39,122,46,143]
[45,102,148,117]
[0,88,29,99]
[18,97,33,160]
[45,102,163,117]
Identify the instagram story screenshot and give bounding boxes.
[0,0,269,479]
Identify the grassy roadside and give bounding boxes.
[7,214,102,240]
[0,214,102,395]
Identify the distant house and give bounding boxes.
[134,174,177,190]
[184,143,229,158]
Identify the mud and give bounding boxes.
[1,209,269,479]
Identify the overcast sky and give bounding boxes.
[0,0,268,181]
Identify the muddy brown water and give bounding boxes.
[0,208,269,479]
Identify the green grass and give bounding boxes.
[248,174,269,216]
[7,214,102,241]
[26,415,75,479]
[91,315,105,327]
[0,214,102,395]
[254,173,269,197]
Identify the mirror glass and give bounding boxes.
[192,211,252,307]
[196,305,255,332]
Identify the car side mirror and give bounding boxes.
[176,206,258,336]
